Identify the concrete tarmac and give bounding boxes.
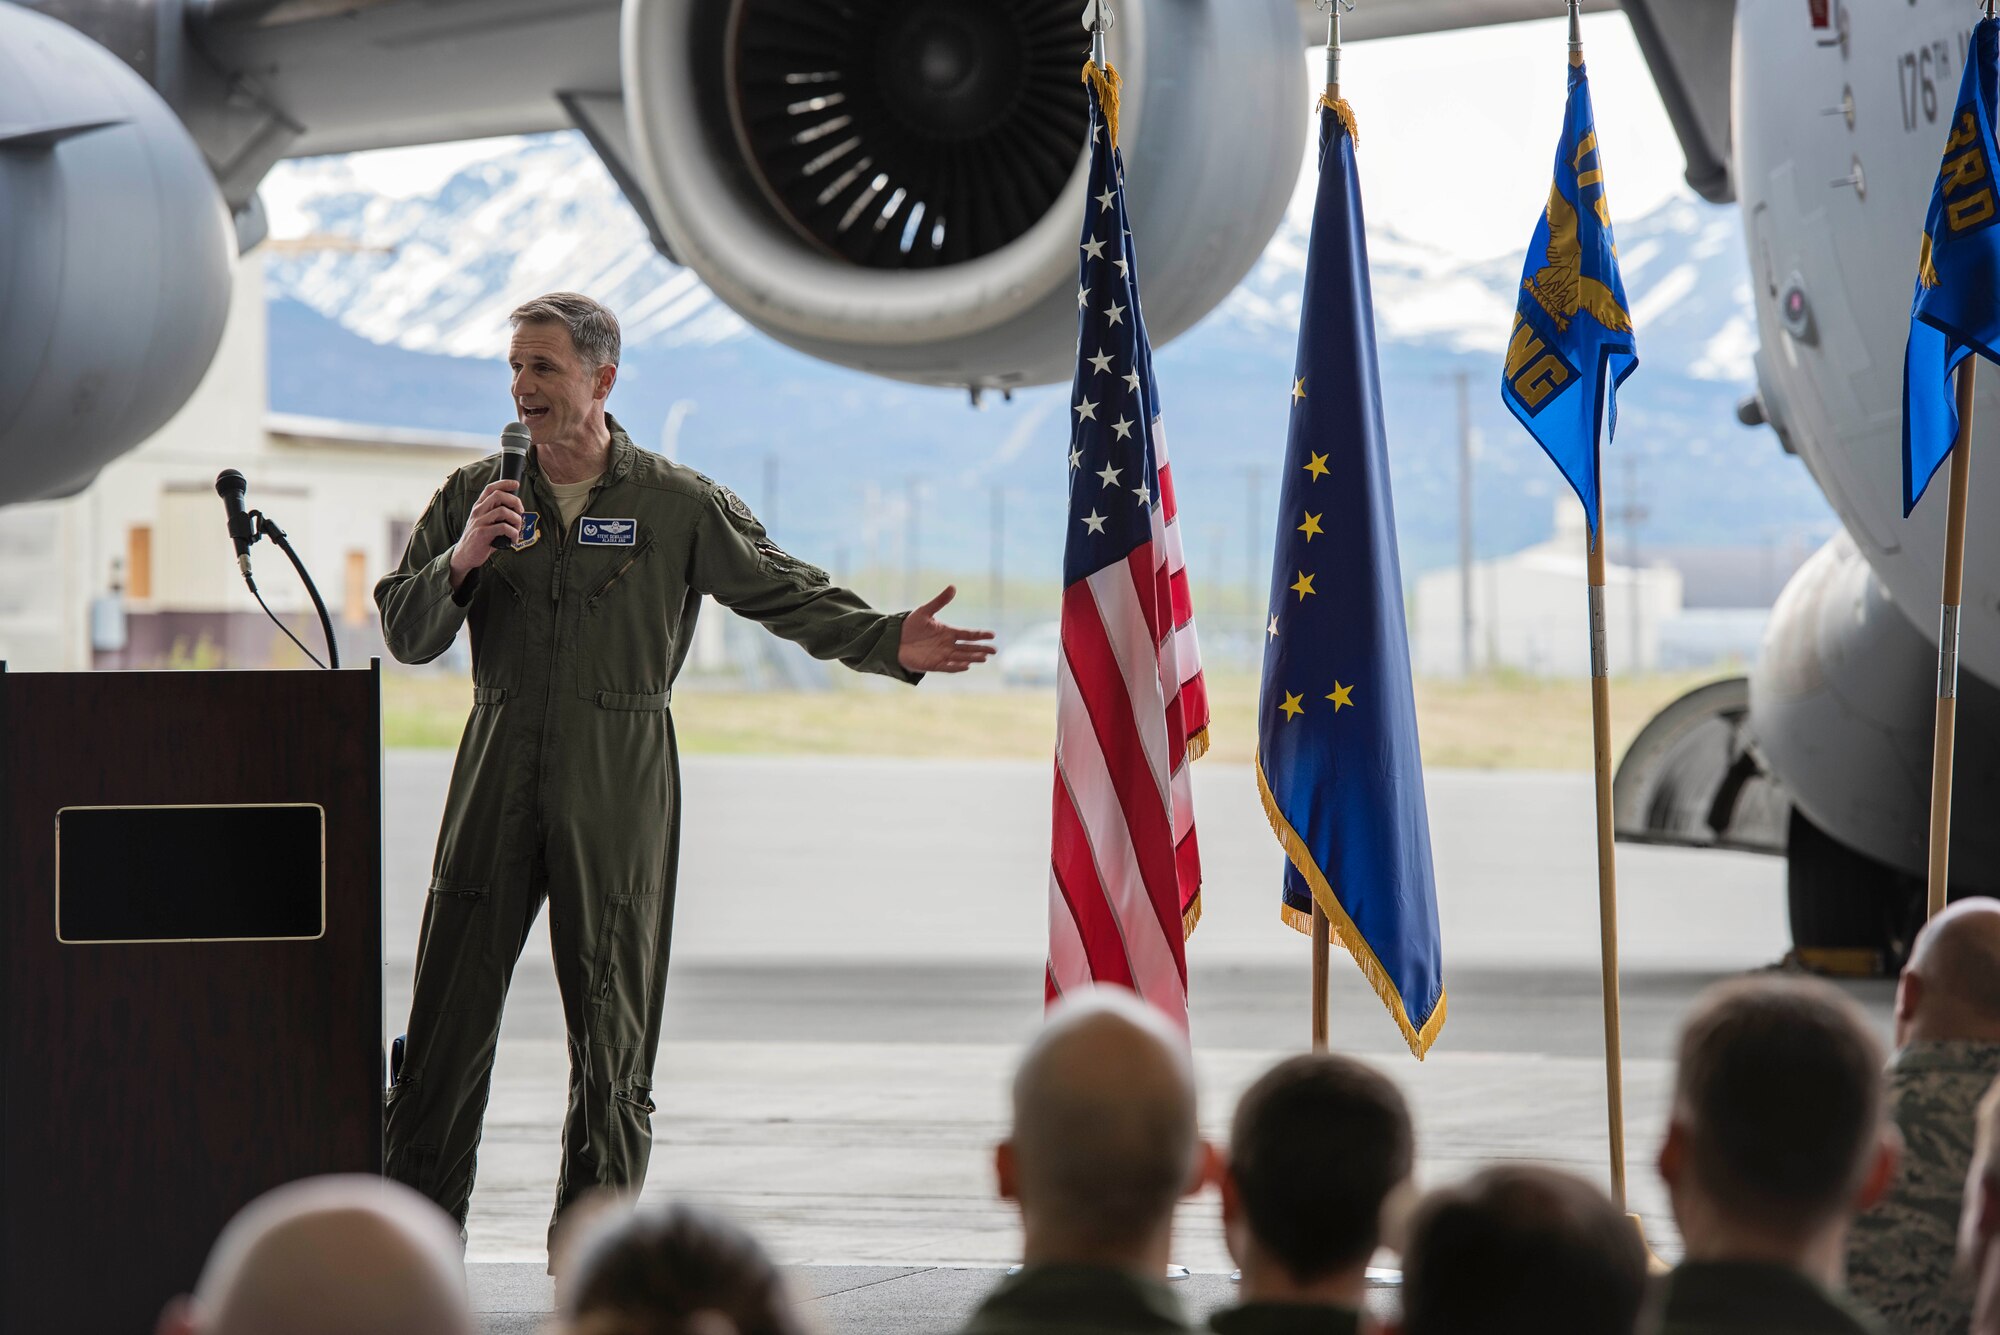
[375,752,1891,1332]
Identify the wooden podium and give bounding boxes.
[0,665,383,1333]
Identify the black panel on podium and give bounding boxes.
[0,664,383,1333]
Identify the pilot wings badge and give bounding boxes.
[578,517,638,547]
[1501,54,1638,538]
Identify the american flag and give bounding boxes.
[1046,65,1209,1025]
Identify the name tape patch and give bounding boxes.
[577,518,638,547]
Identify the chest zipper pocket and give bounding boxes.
[585,538,654,611]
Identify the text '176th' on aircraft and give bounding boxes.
[0,0,1979,968]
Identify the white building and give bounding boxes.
[1412,499,1684,678]
[0,258,488,673]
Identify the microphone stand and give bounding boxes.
[243,509,341,670]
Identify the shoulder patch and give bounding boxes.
[717,485,758,525]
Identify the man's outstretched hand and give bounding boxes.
[899,586,997,675]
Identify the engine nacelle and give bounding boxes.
[0,4,233,503]
[621,0,1308,391]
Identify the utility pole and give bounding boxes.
[1241,466,1263,626]
[1613,454,1650,673]
[763,453,780,533]
[905,474,923,607]
[990,483,1006,630]
[1455,370,1475,677]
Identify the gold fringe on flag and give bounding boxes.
[1083,59,1123,149]
[1921,231,1941,289]
[1186,726,1211,763]
[1258,758,1448,1059]
[1317,91,1360,148]
[1182,893,1202,941]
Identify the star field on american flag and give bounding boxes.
[1047,69,1210,1026]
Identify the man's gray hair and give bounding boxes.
[509,292,621,369]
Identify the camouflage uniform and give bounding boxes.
[1847,1041,2000,1335]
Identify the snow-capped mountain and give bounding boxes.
[262,131,1830,593]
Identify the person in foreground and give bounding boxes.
[376,292,994,1255]
[1655,976,1899,1335]
[557,1199,805,1335]
[962,988,1210,1335]
[1211,1054,1412,1335]
[1394,1164,1646,1335]
[1956,1078,2000,1335]
[154,1175,472,1335]
[1850,899,2000,1335]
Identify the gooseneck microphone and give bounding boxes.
[212,468,341,670]
[215,469,257,578]
[493,422,531,549]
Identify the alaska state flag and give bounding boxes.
[1501,54,1638,537]
[1905,18,2000,516]
[1255,98,1446,1059]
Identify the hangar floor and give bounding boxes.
[376,753,1891,1333]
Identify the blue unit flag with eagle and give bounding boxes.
[1904,17,2000,516]
[1501,53,1637,536]
[1255,96,1445,1059]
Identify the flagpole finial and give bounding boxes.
[1084,0,1113,69]
[1316,0,1355,98]
[1568,0,1584,56]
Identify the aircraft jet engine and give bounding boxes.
[0,4,234,504]
[621,0,1308,392]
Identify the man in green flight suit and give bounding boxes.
[376,292,994,1249]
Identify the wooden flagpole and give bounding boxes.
[1307,0,1351,1059]
[1586,522,1629,1211]
[1559,0,1629,1214]
[1928,361,1978,918]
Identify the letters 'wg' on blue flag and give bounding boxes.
[1255,100,1445,1060]
[1501,55,1637,537]
[1905,18,2000,517]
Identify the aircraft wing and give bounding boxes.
[1296,0,1619,43]
[1294,0,1736,203]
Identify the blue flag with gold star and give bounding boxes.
[1501,54,1637,537]
[1905,18,2000,516]
[1256,98,1445,1059]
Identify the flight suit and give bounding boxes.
[1207,1303,1361,1335]
[375,416,915,1238]
[959,1265,1191,1335]
[1654,1261,1886,1335]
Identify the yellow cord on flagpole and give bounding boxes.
[1082,59,1122,149]
[1082,0,1121,148]
[1316,0,1360,144]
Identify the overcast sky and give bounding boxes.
[265,13,1686,269]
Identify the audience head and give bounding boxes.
[156,1175,471,1335]
[559,1201,803,1335]
[1397,1165,1646,1335]
[998,987,1204,1269]
[1222,1053,1413,1299]
[1659,976,1895,1260]
[1896,898,2000,1047]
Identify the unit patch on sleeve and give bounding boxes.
[577,518,638,547]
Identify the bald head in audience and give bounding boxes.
[996,989,1207,1275]
[1898,899,2000,1048]
[156,1176,472,1335]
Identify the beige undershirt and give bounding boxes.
[543,474,601,534]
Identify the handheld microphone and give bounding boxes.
[215,469,256,579]
[493,422,530,549]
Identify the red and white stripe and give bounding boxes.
[1047,412,1207,1027]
